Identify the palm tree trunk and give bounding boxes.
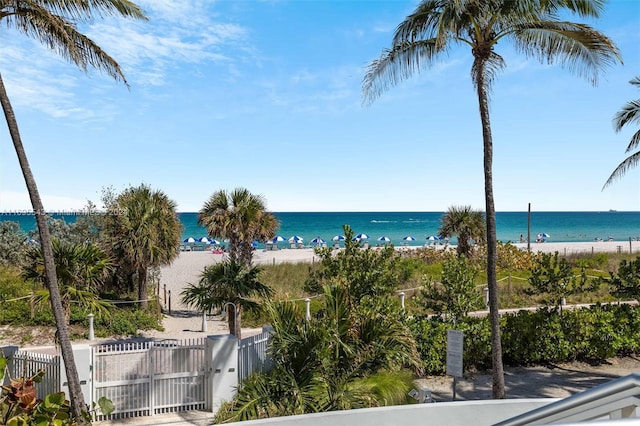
[0,74,87,420]
[475,65,506,399]
[227,305,242,339]
[138,267,148,309]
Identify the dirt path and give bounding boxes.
[416,356,640,401]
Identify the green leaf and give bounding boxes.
[0,356,6,381]
[98,396,115,415]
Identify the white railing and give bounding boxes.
[238,329,273,382]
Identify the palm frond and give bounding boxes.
[513,21,621,85]
[362,39,441,105]
[603,151,640,189]
[470,50,506,92]
[613,99,640,132]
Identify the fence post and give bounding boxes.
[30,292,35,320]
[305,298,311,321]
[202,311,207,332]
[168,291,172,315]
[205,335,239,412]
[400,292,405,310]
[484,287,490,309]
[88,314,94,341]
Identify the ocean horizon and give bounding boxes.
[1,211,639,246]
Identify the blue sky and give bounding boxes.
[0,0,639,213]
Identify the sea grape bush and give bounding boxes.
[420,256,484,322]
[527,251,589,307]
[608,256,640,301]
[408,304,640,374]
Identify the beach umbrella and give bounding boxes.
[541,233,550,238]
[183,237,196,243]
[353,233,369,241]
[378,236,391,242]
[332,235,346,241]
[426,235,440,241]
[270,235,285,243]
[311,237,325,244]
[209,238,221,245]
[199,237,210,243]
[403,236,416,241]
[288,235,304,243]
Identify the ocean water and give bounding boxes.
[1,211,638,246]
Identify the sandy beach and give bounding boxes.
[160,241,640,311]
[152,240,640,338]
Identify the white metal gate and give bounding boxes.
[93,338,207,421]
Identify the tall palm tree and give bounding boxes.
[362,0,621,398]
[603,76,640,188]
[22,240,113,324]
[0,1,146,418]
[105,184,182,309]
[198,188,278,266]
[438,205,486,257]
[180,259,273,339]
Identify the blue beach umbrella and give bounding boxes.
[332,235,346,241]
[199,237,210,243]
[378,236,391,242]
[288,235,304,243]
[426,235,440,241]
[403,236,416,241]
[183,237,196,243]
[311,236,326,244]
[209,238,221,245]
[270,235,285,243]
[353,233,369,241]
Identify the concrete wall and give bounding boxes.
[235,399,558,426]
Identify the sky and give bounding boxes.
[0,0,639,213]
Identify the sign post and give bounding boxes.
[446,329,464,401]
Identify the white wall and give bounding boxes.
[234,399,558,426]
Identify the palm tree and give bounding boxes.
[362,0,621,398]
[22,240,113,324]
[603,76,640,188]
[439,205,486,257]
[180,259,273,339]
[104,185,182,309]
[198,188,278,266]
[0,1,146,418]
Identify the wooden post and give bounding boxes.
[30,291,35,319]
[527,203,531,252]
[168,290,172,315]
[164,284,167,307]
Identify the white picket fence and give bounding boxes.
[238,331,272,382]
[1,330,273,422]
[3,349,60,398]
